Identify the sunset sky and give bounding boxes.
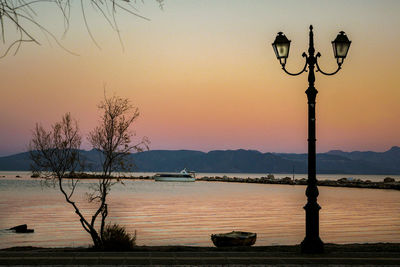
[0,0,399,156]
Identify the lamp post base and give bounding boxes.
[300,236,324,254]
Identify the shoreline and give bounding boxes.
[2,242,400,252]
[28,172,400,190]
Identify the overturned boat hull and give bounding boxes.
[211,231,257,247]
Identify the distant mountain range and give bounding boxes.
[1,146,400,174]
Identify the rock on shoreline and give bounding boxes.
[8,224,34,233]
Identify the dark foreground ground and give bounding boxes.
[1,243,400,266]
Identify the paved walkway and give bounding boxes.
[1,251,400,265]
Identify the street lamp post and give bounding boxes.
[271,25,351,254]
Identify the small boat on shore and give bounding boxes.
[211,231,257,247]
[154,169,195,182]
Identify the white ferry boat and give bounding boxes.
[154,169,196,182]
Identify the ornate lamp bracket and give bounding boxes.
[281,52,308,76]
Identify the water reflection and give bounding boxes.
[0,178,399,248]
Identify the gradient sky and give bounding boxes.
[0,0,399,156]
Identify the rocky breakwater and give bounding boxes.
[197,175,400,190]
[31,172,154,180]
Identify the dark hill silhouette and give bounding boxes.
[1,146,399,174]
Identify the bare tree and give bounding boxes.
[30,112,116,248]
[0,0,163,57]
[89,93,149,176]
[88,93,149,239]
[30,113,82,179]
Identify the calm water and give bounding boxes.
[0,172,399,248]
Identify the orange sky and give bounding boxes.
[0,0,399,156]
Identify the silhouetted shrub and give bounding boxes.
[102,223,136,251]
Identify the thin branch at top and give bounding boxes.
[0,0,162,56]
